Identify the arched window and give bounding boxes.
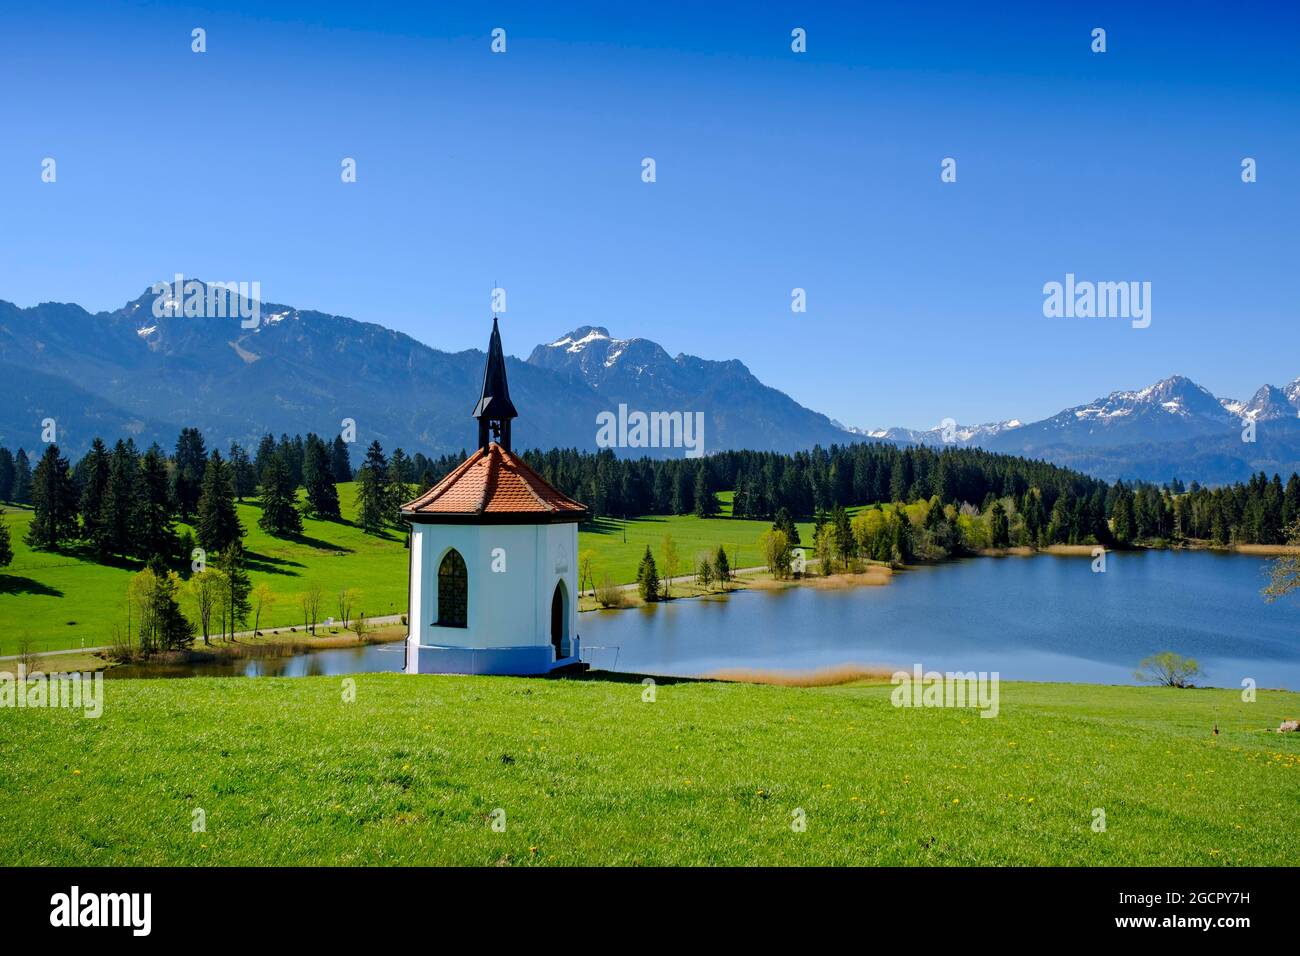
[437,549,468,628]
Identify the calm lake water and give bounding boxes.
[108,640,408,679]
[107,551,1300,689]
[584,550,1300,690]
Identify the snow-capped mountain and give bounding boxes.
[840,420,1024,447]
[526,326,852,452]
[859,374,1300,482]
[1233,382,1300,421]
[0,293,854,457]
[1287,378,1300,407]
[983,375,1237,451]
[4,281,1300,483]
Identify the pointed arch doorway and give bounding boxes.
[550,581,568,658]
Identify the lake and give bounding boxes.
[108,639,408,679]
[106,551,1300,689]
[583,550,1300,689]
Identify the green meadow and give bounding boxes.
[0,673,1294,866]
[0,488,813,656]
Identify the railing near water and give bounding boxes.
[578,644,621,672]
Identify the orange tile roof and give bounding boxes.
[401,443,587,522]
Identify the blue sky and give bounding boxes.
[1,0,1296,430]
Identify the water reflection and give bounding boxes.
[581,550,1300,689]
[107,640,407,679]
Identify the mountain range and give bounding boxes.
[1,282,1298,486]
[864,375,1300,483]
[0,284,849,462]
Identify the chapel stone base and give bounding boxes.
[406,637,582,676]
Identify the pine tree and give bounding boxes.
[330,436,353,482]
[135,445,178,563]
[1211,504,1229,546]
[25,444,79,551]
[1047,494,1072,544]
[135,560,195,653]
[671,466,692,515]
[0,511,13,567]
[693,464,718,518]
[888,458,910,503]
[1284,474,1300,531]
[12,449,32,504]
[254,433,277,485]
[714,544,730,588]
[301,437,341,520]
[388,448,413,526]
[1111,490,1136,546]
[99,440,140,558]
[1262,474,1285,544]
[258,453,303,536]
[228,442,258,500]
[172,427,207,521]
[890,511,913,563]
[924,496,944,531]
[636,545,661,602]
[0,447,14,502]
[833,504,854,566]
[78,438,112,554]
[196,451,244,554]
[774,506,801,546]
[290,434,306,487]
[274,433,306,488]
[356,441,389,534]
[990,500,1011,548]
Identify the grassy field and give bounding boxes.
[1,488,814,656]
[0,672,1294,865]
[0,485,409,656]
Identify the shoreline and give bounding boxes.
[1,625,408,677]
[10,536,1293,669]
[581,536,1293,614]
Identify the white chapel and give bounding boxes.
[402,318,588,675]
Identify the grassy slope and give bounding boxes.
[0,673,1294,866]
[1,489,817,656]
[1,486,407,655]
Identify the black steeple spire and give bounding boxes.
[472,316,518,452]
